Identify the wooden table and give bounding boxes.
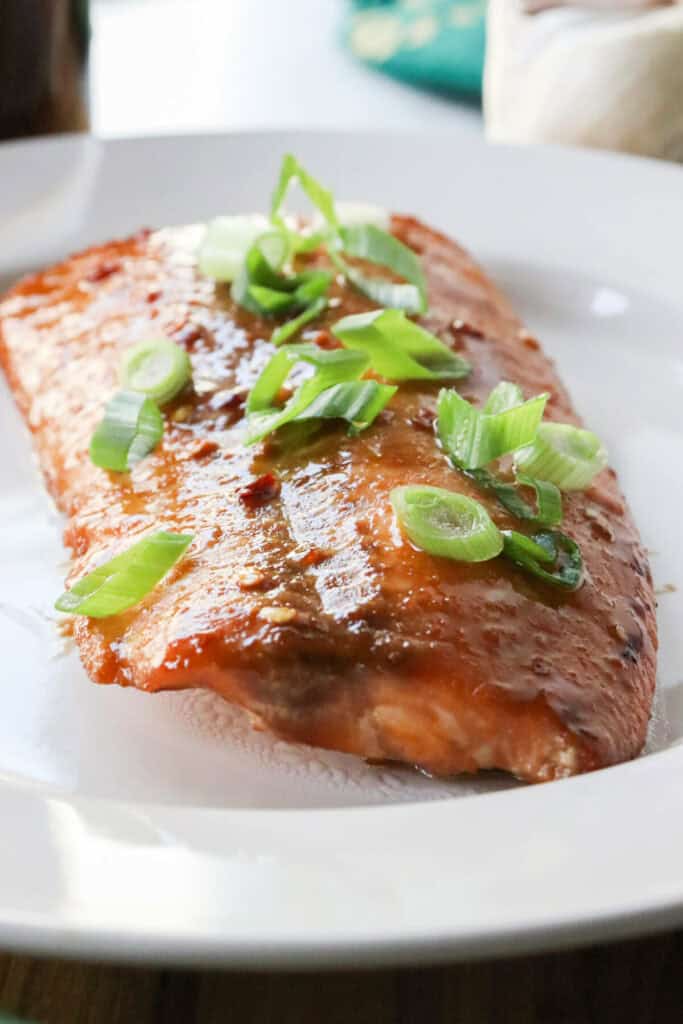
[2,930,682,1023]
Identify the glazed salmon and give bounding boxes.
[0,216,657,782]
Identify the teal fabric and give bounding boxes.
[347,0,487,100]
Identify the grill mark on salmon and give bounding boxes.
[0,215,657,782]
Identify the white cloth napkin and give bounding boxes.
[485,0,683,161]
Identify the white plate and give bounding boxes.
[1,130,682,968]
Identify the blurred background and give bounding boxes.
[1,0,681,160]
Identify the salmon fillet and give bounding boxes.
[0,215,657,782]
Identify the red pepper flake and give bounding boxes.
[312,330,342,351]
[185,438,219,461]
[173,323,209,350]
[297,547,331,568]
[408,407,435,432]
[239,473,281,508]
[210,387,247,415]
[590,519,614,543]
[146,289,162,304]
[86,260,121,284]
[275,386,294,405]
[238,569,272,592]
[518,329,540,351]
[449,319,485,341]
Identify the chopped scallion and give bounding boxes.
[55,531,193,618]
[248,284,297,314]
[313,201,388,232]
[336,224,428,315]
[502,529,584,591]
[332,308,470,382]
[232,229,332,318]
[222,156,427,322]
[437,383,548,470]
[198,214,270,282]
[289,379,396,435]
[337,267,423,314]
[245,343,389,444]
[391,485,503,563]
[459,466,563,527]
[121,338,192,406]
[89,390,163,472]
[246,344,368,416]
[483,381,524,416]
[514,422,608,491]
[271,153,339,234]
[247,230,292,283]
[515,473,563,527]
[294,269,333,305]
[272,296,328,347]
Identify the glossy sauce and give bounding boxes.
[0,217,657,781]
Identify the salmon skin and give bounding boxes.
[0,216,657,782]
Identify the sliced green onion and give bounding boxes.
[246,376,392,445]
[246,348,298,414]
[248,230,291,280]
[339,268,423,314]
[270,156,425,313]
[272,296,328,347]
[271,153,339,233]
[503,530,555,566]
[514,422,608,491]
[90,391,163,472]
[290,229,330,254]
[231,230,294,314]
[391,485,503,563]
[313,201,389,232]
[336,224,427,315]
[462,468,533,519]
[248,284,297,314]
[460,467,563,527]
[502,529,584,591]
[121,338,192,406]
[289,380,396,436]
[248,354,370,434]
[332,308,470,382]
[239,231,294,296]
[246,344,368,413]
[294,269,333,304]
[483,381,524,416]
[198,214,270,282]
[232,229,332,318]
[230,261,266,315]
[245,344,373,444]
[438,384,548,470]
[236,157,425,317]
[55,530,193,618]
[246,343,369,416]
[515,473,563,527]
